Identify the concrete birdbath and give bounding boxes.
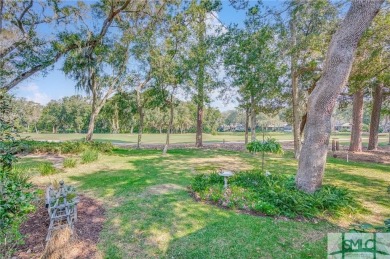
[219,170,234,189]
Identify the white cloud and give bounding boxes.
[206,11,228,36]
[16,83,51,105]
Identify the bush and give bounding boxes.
[0,92,36,257]
[246,138,283,154]
[86,141,114,153]
[16,140,114,155]
[38,162,57,176]
[190,171,360,218]
[63,158,77,168]
[81,150,99,164]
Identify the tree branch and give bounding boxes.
[16,0,33,34]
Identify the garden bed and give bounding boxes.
[190,171,362,219]
[14,195,105,259]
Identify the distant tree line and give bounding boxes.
[8,93,223,135]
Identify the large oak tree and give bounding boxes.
[296,0,384,193]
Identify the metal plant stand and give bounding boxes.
[45,181,79,241]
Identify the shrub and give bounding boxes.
[190,171,360,219]
[63,158,77,168]
[16,140,114,155]
[246,138,283,154]
[86,142,114,153]
[81,150,99,164]
[0,92,36,257]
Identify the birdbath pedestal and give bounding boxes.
[219,171,234,189]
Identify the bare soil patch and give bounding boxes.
[143,183,185,196]
[14,195,105,259]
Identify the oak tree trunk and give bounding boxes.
[349,89,364,152]
[85,73,113,141]
[196,102,203,147]
[250,94,256,141]
[86,98,105,141]
[163,95,174,155]
[290,20,301,159]
[368,83,383,150]
[136,88,143,149]
[137,107,144,149]
[245,106,249,144]
[296,0,383,193]
[86,110,98,141]
[195,15,206,148]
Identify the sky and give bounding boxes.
[11,0,283,111]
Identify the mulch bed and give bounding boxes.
[14,195,105,259]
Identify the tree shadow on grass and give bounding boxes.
[70,168,338,258]
[328,157,390,173]
[324,167,390,213]
[68,149,343,258]
[66,148,390,258]
[164,213,337,259]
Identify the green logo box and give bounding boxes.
[328,233,390,259]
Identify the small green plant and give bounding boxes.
[63,158,77,168]
[246,138,283,154]
[81,150,99,164]
[38,162,57,176]
[246,138,283,171]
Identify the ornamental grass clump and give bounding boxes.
[191,171,361,219]
[38,162,58,176]
[81,150,99,164]
[63,158,77,168]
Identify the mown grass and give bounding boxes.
[19,132,390,146]
[13,158,58,177]
[21,148,389,258]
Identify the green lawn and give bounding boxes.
[23,148,390,258]
[20,132,390,147]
